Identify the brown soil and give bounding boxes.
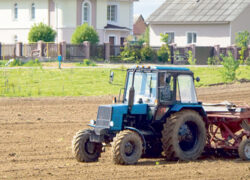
[0,83,250,180]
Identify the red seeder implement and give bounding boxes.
[204,102,250,159]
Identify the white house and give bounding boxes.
[0,0,138,45]
[147,0,250,47]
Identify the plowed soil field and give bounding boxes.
[0,83,250,180]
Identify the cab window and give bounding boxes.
[158,72,174,103]
[177,75,197,103]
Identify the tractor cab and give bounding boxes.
[123,66,198,105]
[121,66,200,122]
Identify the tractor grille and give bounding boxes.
[96,106,112,127]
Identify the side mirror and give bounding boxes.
[196,77,200,82]
[109,71,114,83]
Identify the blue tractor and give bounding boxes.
[72,66,207,165]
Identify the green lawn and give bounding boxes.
[191,66,250,87]
[0,66,249,97]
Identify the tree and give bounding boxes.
[28,23,56,42]
[137,27,150,45]
[221,52,240,82]
[157,33,171,62]
[235,31,250,64]
[160,33,169,44]
[71,23,99,44]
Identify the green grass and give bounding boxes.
[0,68,126,97]
[0,66,249,97]
[190,66,250,87]
[0,60,8,67]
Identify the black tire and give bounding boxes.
[72,129,102,162]
[161,110,206,161]
[238,138,250,160]
[112,130,143,165]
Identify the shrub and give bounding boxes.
[235,31,250,64]
[160,33,169,44]
[9,59,23,67]
[120,46,141,63]
[157,45,169,62]
[221,52,240,82]
[83,59,96,66]
[187,50,196,65]
[28,23,56,42]
[207,56,220,65]
[159,33,171,62]
[137,27,150,46]
[24,59,41,67]
[71,24,99,44]
[140,46,155,62]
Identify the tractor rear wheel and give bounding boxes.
[161,110,206,161]
[72,129,102,162]
[238,138,250,160]
[112,130,143,165]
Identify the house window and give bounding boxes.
[187,32,197,44]
[31,3,35,19]
[82,2,91,25]
[107,5,117,22]
[109,36,116,45]
[14,3,18,20]
[120,37,125,46]
[165,32,175,44]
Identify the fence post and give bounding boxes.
[16,42,23,57]
[231,45,238,59]
[214,45,220,58]
[60,41,66,61]
[83,41,90,59]
[37,40,43,57]
[104,42,110,61]
[190,44,196,59]
[169,43,176,64]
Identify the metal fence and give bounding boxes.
[23,43,38,57]
[44,43,60,58]
[1,44,16,59]
[110,45,124,56]
[174,47,189,62]
[1,42,250,64]
[66,44,85,59]
[90,44,105,60]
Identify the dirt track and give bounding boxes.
[0,83,250,180]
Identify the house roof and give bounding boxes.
[133,14,141,24]
[147,0,250,24]
[133,14,145,24]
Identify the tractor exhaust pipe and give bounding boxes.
[128,86,135,112]
[128,68,137,112]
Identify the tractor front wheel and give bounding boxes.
[238,138,250,160]
[72,129,102,162]
[111,130,143,165]
[161,110,206,161]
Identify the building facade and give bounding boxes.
[0,0,137,45]
[133,14,147,40]
[147,0,250,47]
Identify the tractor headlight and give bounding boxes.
[109,121,114,127]
[90,120,96,126]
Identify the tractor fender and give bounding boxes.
[124,126,147,153]
[169,104,207,121]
